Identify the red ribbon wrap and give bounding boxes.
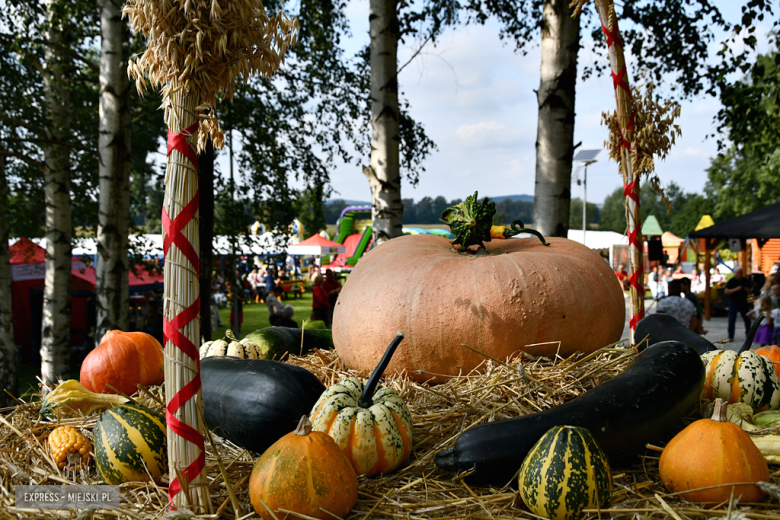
[162,121,205,502]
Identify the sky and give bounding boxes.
[317,0,771,206]
[207,1,771,208]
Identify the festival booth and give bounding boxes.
[689,201,780,318]
[9,238,95,361]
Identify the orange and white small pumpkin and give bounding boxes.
[310,333,413,476]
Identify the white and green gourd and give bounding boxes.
[199,330,263,359]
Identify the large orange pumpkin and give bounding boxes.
[659,398,769,506]
[333,234,625,383]
[249,416,358,520]
[755,345,780,378]
[80,331,164,395]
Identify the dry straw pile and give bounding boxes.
[123,0,298,150]
[2,344,780,519]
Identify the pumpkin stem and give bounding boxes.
[506,220,550,246]
[359,332,405,408]
[225,329,237,342]
[736,312,766,355]
[294,416,312,436]
[440,192,496,251]
[711,398,727,422]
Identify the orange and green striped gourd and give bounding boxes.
[518,425,612,520]
[310,332,413,476]
[701,314,780,411]
[93,403,167,484]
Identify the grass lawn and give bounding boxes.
[213,290,317,341]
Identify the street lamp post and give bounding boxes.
[572,149,600,246]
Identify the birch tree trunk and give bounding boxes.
[0,153,18,406]
[532,0,580,237]
[41,0,72,385]
[95,0,131,343]
[364,0,402,245]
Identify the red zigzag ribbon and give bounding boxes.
[162,121,205,503]
[603,18,644,331]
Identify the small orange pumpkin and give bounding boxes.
[659,398,769,506]
[755,345,780,378]
[249,416,358,520]
[80,331,164,395]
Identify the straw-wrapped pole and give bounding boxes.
[123,0,297,510]
[573,0,643,343]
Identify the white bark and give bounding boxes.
[366,0,402,245]
[41,0,72,385]
[532,0,580,237]
[0,153,18,406]
[96,0,131,343]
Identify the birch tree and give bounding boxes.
[364,0,403,245]
[0,152,17,406]
[95,0,131,342]
[532,0,579,237]
[41,0,72,384]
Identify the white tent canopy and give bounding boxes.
[9,233,290,258]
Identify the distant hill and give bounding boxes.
[487,194,534,202]
[326,195,533,205]
[325,199,371,206]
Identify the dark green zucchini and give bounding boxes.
[434,341,704,485]
[635,313,718,354]
[244,327,333,360]
[201,357,325,454]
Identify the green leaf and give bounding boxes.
[439,192,495,250]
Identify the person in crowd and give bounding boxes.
[311,274,333,327]
[227,282,245,335]
[614,264,628,291]
[724,266,752,342]
[270,304,298,328]
[689,268,703,293]
[657,279,697,330]
[680,277,707,335]
[650,265,667,300]
[247,268,260,302]
[750,294,775,347]
[323,269,343,307]
[263,267,277,296]
[266,286,285,319]
[664,266,674,285]
[772,283,780,311]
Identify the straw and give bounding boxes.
[1,347,780,519]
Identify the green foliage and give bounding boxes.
[706,38,780,220]
[568,198,600,230]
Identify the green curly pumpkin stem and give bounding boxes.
[440,191,496,250]
[737,312,766,355]
[508,220,550,246]
[359,331,404,408]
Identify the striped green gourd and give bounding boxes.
[518,425,612,520]
[310,332,412,476]
[93,404,167,484]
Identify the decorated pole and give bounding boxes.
[572,0,642,344]
[123,0,297,510]
[572,0,681,346]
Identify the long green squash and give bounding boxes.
[93,404,167,485]
[244,327,333,360]
[435,341,704,485]
[519,426,612,520]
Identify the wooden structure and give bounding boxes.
[689,201,780,319]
